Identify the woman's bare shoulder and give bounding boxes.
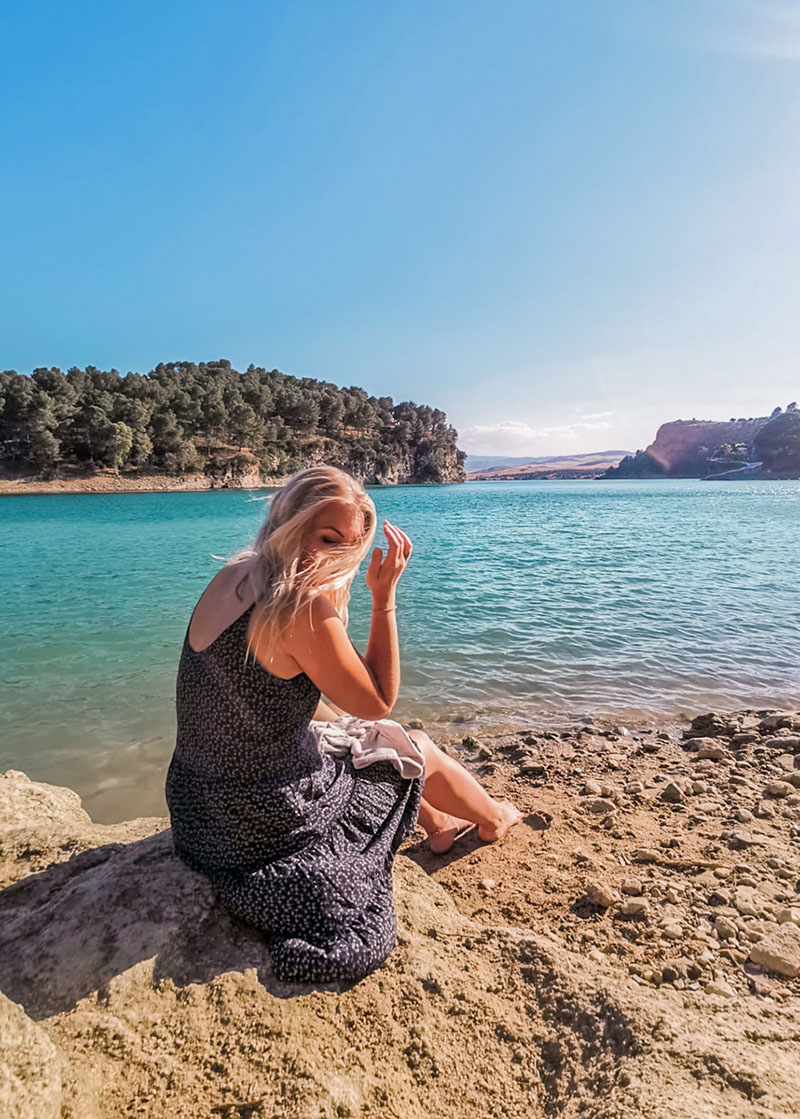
[188,561,253,649]
[285,594,339,637]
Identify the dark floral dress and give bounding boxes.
[165,603,422,984]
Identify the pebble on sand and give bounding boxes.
[584,797,616,814]
[620,898,650,917]
[705,979,735,998]
[714,916,738,941]
[749,924,800,978]
[630,847,660,863]
[765,781,794,799]
[696,743,728,761]
[585,882,620,908]
[621,878,644,895]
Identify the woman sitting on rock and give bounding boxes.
[165,465,521,984]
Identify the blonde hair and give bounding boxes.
[227,465,377,663]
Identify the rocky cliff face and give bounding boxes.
[605,417,771,479]
[646,418,768,475]
[206,442,466,488]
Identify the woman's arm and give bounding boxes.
[312,697,342,721]
[283,521,412,721]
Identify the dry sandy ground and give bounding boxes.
[1,709,799,1118]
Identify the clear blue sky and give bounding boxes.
[1,1,798,455]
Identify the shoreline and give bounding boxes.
[0,470,291,497]
[0,471,469,496]
[6,702,798,828]
[4,470,798,496]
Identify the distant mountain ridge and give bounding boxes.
[466,450,631,480]
[465,450,631,473]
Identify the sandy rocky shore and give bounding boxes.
[0,469,282,496]
[2,708,799,1119]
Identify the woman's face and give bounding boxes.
[300,501,365,571]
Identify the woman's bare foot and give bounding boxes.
[427,814,473,854]
[477,800,523,842]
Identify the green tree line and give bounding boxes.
[0,360,466,484]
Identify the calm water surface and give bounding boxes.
[2,479,799,821]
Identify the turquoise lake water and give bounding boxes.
[2,479,799,822]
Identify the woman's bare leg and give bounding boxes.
[408,730,523,842]
[417,796,473,853]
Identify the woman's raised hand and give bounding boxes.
[366,519,413,606]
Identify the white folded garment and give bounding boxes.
[309,714,425,780]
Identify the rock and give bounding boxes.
[757,879,786,901]
[694,869,719,888]
[519,759,546,776]
[714,916,738,940]
[477,745,493,760]
[581,779,602,796]
[661,959,688,981]
[749,924,800,978]
[696,742,727,761]
[777,908,800,926]
[479,878,496,891]
[661,924,683,940]
[763,735,800,753]
[734,888,759,917]
[0,991,62,1119]
[695,800,723,814]
[704,979,735,998]
[685,714,731,739]
[624,781,644,796]
[659,782,685,804]
[731,732,760,746]
[584,882,619,908]
[584,797,616,814]
[629,847,660,864]
[747,970,784,998]
[407,718,424,730]
[621,878,644,895]
[728,829,766,848]
[692,762,719,781]
[620,898,650,917]
[727,770,751,785]
[765,781,793,798]
[735,808,754,823]
[759,713,800,734]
